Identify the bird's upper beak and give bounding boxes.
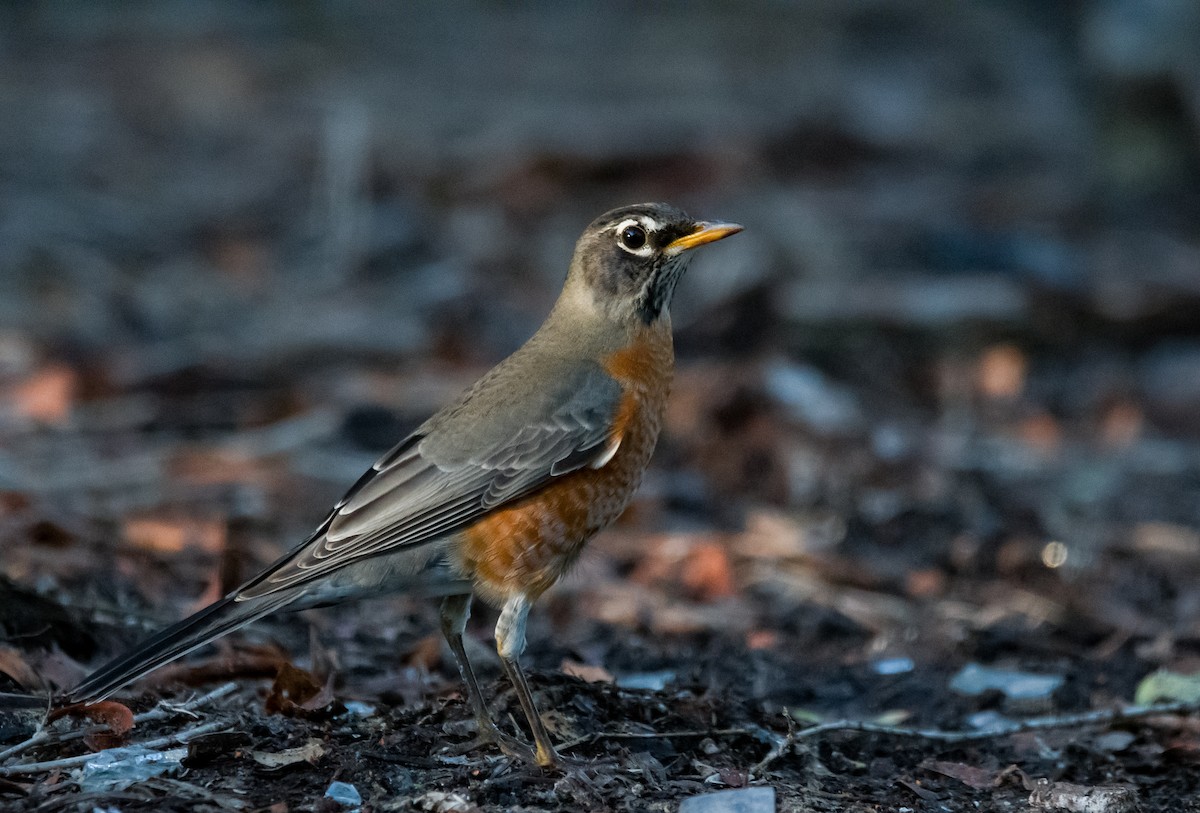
[665,221,744,255]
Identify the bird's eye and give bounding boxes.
[619,225,647,251]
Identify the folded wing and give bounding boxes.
[237,361,622,598]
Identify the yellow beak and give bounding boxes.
[665,221,744,254]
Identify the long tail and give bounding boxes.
[69,593,295,702]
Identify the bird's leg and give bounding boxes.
[495,594,562,768]
[438,594,491,727]
[438,593,534,762]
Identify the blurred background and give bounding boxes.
[2,0,1200,770]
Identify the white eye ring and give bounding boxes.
[615,218,654,256]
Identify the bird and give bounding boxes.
[69,202,742,767]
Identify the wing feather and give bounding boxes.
[237,360,622,599]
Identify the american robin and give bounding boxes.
[70,202,741,767]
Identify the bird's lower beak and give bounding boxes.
[665,221,744,254]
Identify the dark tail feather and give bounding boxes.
[69,594,291,702]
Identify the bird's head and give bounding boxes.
[564,203,742,325]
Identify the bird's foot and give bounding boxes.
[532,742,597,770]
[447,721,537,764]
[447,722,600,770]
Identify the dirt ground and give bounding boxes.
[2,2,1200,811]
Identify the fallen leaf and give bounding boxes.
[122,514,225,555]
[716,768,746,788]
[82,729,129,752]
[170,448,272,487]
[924,760,997,790]
[0,646,41,690]
[48,700,135,750]
[11,364,76,424]
[1019,412,1061,455]
[298,674,338,713]
[1133,523,1200,557]
[30,650,87,693]
[681,541,736,601]
[905,568,945,598]
[0,491,31,514]
[745,629,778,650]
[249,738,325,769]
[1101,399,1143,448]
[734,510,809,559]
[404,634,443,671]
[150,643,288,689]
[996,764,1035,790]
[1135,669,1200,704]
[265,662,338,717]
[49,701,135,735]
[560,659,614,684]
[630,534,693,586]
[977,344,1026,399]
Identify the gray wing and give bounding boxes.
[237,360,622,599]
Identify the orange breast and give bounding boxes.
[457,323,674,604]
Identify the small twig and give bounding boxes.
[0,720,227,776]
[745,700,1200,777]
[789,700,1200,744]
[558,701,1199,776]
[0,693,55,764]
[0,683,237,763]
[558,727,755,753]
[31,790,149,812]
[0,728,52,763]
[143,776,248,811]
[751,709,796,779]
[139,682,239,724]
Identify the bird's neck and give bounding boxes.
[539,278,672,358]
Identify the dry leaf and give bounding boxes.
[48,700,135,751]
[249,738,325,769]
[265,662,338,717]
[404,634,443,671]
[11,364,76,424]
[1101,399,1143,448]
[681,541,736,601]
[1019,412,1061,454]
[1133,523,1200,557]
[976,344,1025,399]
[735,510,809,560]
[151,643,288,689]
[745,629,778,650]
[924,760,997,790]
[0,646,41,690]
[122,514,225,555]
[560,659,614,684]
